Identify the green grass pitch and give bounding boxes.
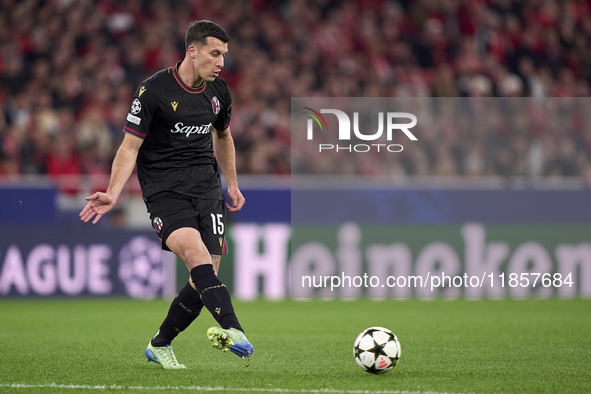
[0,298,589,393]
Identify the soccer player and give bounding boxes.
[79,20,253,369]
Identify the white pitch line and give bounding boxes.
[0,383,467,394]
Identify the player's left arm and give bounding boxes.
[213,126,245,212]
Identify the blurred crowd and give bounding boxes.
[1,0,591,190]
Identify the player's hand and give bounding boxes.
[226,187,245,212]
[79,192,116,224]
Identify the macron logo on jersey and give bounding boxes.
[171,122,213,137]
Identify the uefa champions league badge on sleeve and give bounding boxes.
[131,98,142,115]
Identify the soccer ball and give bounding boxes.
[353,327,401,374]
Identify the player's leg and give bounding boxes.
[150,281,203,346]
[144,197,201,369]
[166,227,245,334]
[150,218,206,349]
[196,200,253,357]
[151,246,224,349]
[199,254,252,357]
[174,198,252,358]
[190,256,252,357]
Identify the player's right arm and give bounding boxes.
[81,80,155,224]
[79,133,143,224]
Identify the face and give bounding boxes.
[189,37,228,82]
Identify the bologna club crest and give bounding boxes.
[152,217,163,233]
[211,96,220,115]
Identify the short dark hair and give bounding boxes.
[185,20,229,51]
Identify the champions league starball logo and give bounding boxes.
[118,236,166,299]
[130,99,142,115]
[302,107,418,153]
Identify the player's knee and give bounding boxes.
[182,246,211,268]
